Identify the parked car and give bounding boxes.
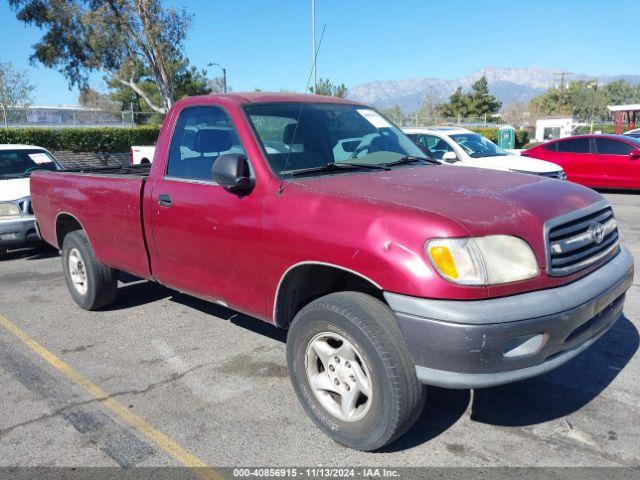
[31,94,633,451]
[130,145,155,164]
[522,134,640,189]
[0,145,62,256]
[403,127,566,179]
[623,128,640,138]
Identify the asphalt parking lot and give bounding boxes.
[0,192,638,470]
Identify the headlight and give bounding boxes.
[426,235,539,285]
[0,202,21,219]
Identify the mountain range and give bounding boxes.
[346,67,640,113]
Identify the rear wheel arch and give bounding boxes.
[273,262,384,328]
[55,213,86,249]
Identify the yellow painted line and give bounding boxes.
[0,313,222,480]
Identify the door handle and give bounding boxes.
[158,194,172,207]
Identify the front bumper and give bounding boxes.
[385,246,634,389]
[0,216,39,247]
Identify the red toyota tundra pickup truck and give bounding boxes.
[30,93,634,451]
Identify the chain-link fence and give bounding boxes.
[384,113,507,128]
[0,106,163,128]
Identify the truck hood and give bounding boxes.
[292,165,602,236]
[0,177,30,202]
[464,154,562,173]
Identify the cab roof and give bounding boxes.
[0,144,49,151]
[402,126,473,135]
[179,92,363,106]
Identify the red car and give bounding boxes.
[30,94,633,451]
[523,134,640,189]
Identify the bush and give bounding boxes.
[0,126,160,153]
[575,124,616,135]
[467,128,529,148]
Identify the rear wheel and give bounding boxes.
[286,291,425,451]
[62,231,117,310]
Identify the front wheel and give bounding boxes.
[286,292,425,451]
[62,230,117,310]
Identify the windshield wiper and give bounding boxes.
[384,155,441,166]
[0,173,28,179]
[289,162,390,176]
[472,153,507,158]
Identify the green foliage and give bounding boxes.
[310,78,348,98]
[0,60,35,106]
[380,105,403,123]
[107,60,211,117]
[467,127,529,148]
[529,79,640,121]
[9,0,194,113]
[437,76,502,118]
[575,124,616,134]
[0,126,160,152]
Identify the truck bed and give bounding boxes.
[31,168,152,279]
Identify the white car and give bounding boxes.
[130,145,155,164]
[403,127,566,180]
[0,144,62,256]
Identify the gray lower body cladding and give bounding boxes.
[384,246,634,389]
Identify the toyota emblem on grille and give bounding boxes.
[591,223,605,244]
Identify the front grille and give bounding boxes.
[546,202,620,276]
[538,170,567,181]
[511,170,567,180]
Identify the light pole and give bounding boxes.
[208,62,227,93]
[587,79,598,133]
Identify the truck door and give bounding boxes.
[149,105,265,318]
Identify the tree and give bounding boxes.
[381,104,403,124]
[79,87,118,111]
[310,78,348,98]
[469,76,502,116]
[9,0,194,113]
[436,76,501,119]
[418,87,439,122]
[528,79,640,122]
[0,61,35,106]
[437,87,474,118]
[106,60,210,124]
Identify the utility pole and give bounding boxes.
[553,71,570,114]
[311,0,317,94]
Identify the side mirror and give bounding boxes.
[630,151,640,161]
[212,154,254,193]
[442,151,459,163]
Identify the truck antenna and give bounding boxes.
[278,24,327,195]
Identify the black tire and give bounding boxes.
[61,230,117,310]
[0,246,7,258]
[286,291,425,451]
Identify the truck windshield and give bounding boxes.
[245,103,428,176]
[449,133,508,158]
[0,150,59,179]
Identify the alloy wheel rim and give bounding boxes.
[304,331,373,422]
[68,248,88,295]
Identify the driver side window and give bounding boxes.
[417,135,454,160]
[167,106,245,182]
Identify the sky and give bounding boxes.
[1,0,638,105]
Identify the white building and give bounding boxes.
[534,117,585,143]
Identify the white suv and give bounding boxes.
[403,127,566,179]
